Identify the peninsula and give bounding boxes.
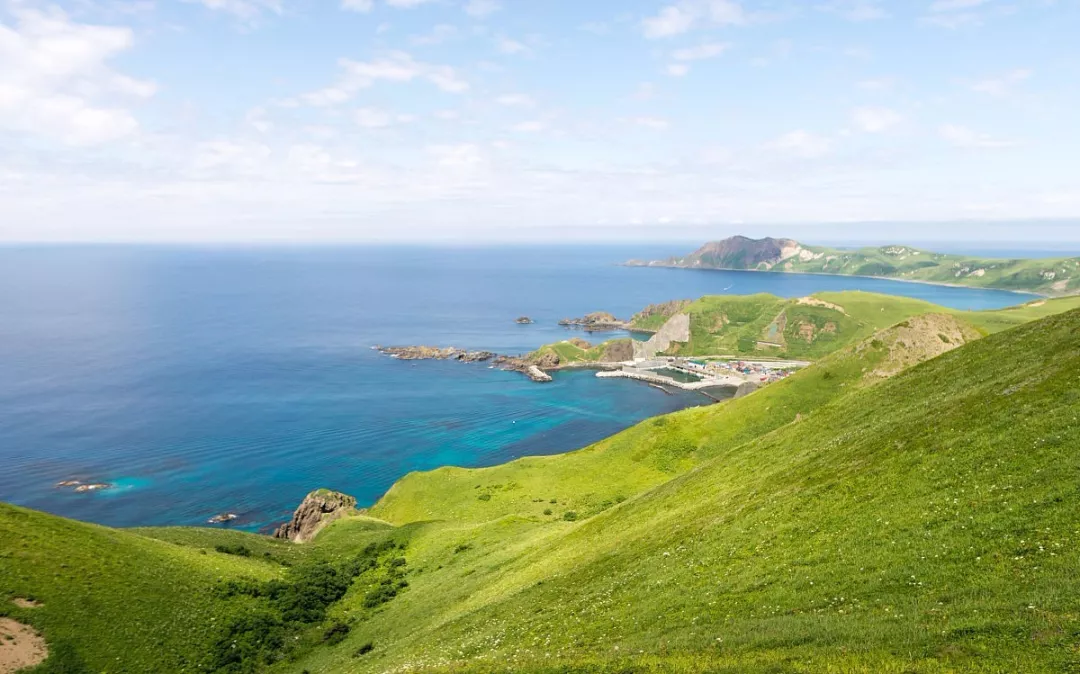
[626,235,1080,295]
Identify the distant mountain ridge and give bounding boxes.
[626,235,1080,295]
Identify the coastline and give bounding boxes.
[624,262,1050,298]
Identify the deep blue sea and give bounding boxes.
[0,245,1037,532]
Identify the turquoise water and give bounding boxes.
[0,245,1033,532]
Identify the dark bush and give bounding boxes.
[214,544,252,557]
[477,493,492,501]
[543,509,552,516]
[563,511,578,522]
[322,621,350,645]
[454,543,472,554]
[353,642,375,657]
[388,557,407,568]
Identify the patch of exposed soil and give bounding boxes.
[796,297,848,315]
[0,618,47,673]
[859,313,982,380]
[11,599,41,609]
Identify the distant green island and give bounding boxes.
[5,291,1080,673]
[626,235,1080,295]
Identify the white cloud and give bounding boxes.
[642,0,745,39]
[851,106,902,133]
[923,0,994,27]
[496,35,530,55]
[627,116,670,130]
[672,42,729,61]
[464,0,501,17]
[766,130,832,158]
[354,107,415,128]
[0,7,153,146]
[939,124,1015,149]
[410,24,459,46]
[495,93,535,107]
[666,63,690,77]
[512,121,546,133]
[929,0,992,11]
[971,68,1031,97]
[428,143,485,168]
[819,0,888,21]
[191,0,283,19]
[386,0,438,7]
[191,140,272,175]
[296,51,468,106]
[341,0,374,12]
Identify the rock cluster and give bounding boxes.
[208,513,238,524]
[377,346,553,382]
[55,480,111,493]
[515,316,534,324]
[558,312,627,332]
[378,346,496,362]
[274,489,358,543]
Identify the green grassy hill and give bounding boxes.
[629,236,1080,295]
[529,291,1080,364]
[3,304,1080,673]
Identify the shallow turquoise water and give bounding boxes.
[0,245,1034,531]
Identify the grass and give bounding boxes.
[3,300,1080,673]
[655,241,1080,295]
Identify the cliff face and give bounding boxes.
[274,489,357,543]
[633,313,691,359]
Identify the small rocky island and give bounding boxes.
[515,316,534,324]
[558,312,629,332]
[56,480,111,493]
[208,513,238,524]
[377,346,553,382]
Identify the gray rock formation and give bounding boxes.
[633,313,691,360]
[274,489,357,543]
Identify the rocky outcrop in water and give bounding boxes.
[377,346,552,382]
[274,489,358,543]
[515,316,534,324]
[378,346,497,363]
[558,312,628,332]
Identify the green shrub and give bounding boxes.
[353,642,374,657]
[543,509,552,516]
[214,544,251,557]
[477,493,491,502]
[563,511,578,522]
[322,621,350,645]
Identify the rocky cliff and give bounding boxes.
[633,313,691,359]
[629,236,822,272]
[274,489,358,543]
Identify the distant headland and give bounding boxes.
[626,235,1079,296]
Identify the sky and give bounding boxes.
[1,0,1079,243]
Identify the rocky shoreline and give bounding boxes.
[376,346,553,382]
[558,311,629,332]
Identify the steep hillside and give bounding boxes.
[628,236,1080,295]
[4,307,1080,673]
[289,307,1080,674]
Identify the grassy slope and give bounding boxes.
[532,292,1080,363]
[667,243,1080,295]
[5,299,1080,673]
[0,505,292,672]
[288,307,1080,674]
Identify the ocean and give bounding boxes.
[0,245,1036,532]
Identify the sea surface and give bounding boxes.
[0,245,1036,532]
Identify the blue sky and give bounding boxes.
[1,0,1079,243]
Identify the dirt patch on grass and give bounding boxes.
[859,314,982,380]
[796,297,848,315]
[0,618,47,673]
[11,599,41,609]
